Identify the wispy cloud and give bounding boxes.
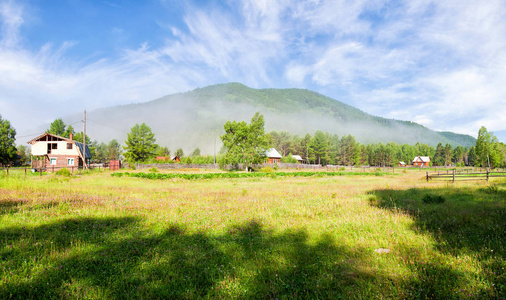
[1,0,505,141]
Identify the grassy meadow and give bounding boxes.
[0,168,505,299]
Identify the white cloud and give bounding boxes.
[1,0,506,142]
[0,0,23,48]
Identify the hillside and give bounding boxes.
[77,83,476,153]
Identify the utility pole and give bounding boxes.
[83,110,88,170]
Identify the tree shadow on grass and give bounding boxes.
[0,217,398,299]
[370,186,506,298]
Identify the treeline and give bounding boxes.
[6,115,504,169]
[269,127,506,168]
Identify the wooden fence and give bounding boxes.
[426,169,506,183]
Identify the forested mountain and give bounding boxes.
[72,83,475,154]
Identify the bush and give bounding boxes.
[55,168,71,177]
[339,167,345,171]
[260,167,274,173]
[148,167,159,173]
[422,194,445,204]
[280,154,298,163]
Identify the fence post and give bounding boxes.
[453,169,455,183]
[6,167,8,177]
[25,167,27,178]
[426,171,429,182]
[487,168,489,183]
[392,167,394,173]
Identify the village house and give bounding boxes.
[291,155,305,164]
[412,156,430,167]
[399,161,406,167]
[265,148,282,164]
[27,133,92,171]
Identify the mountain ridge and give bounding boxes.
[74,82,475,154]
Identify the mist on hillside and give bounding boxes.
[59,83,475,155]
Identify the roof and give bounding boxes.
[265,148,282,159]
[399,161,406,164]
[291,155,304,161]
[75,142,92,159]
[412,156,430,163]
[27,132,69,144]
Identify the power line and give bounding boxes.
[16,132,45,139]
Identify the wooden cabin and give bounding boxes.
[27,133,92,171]
[291,155,305,164]
[412,156,430,167]
[265,148,282,164]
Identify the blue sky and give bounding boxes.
[1,0,506,142]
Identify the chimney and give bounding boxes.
[69,133,73,140]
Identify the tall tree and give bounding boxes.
[63,125,75,139]
[107,139,122,160]
[220,112,271,171]
[308,130,329,165]
[475,126,501,168]
[46,118,67,136]
[123,123,157,163]
[191,147,201,157]
[0,115,17,165]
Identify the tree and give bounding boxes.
[155,146,170,157]
[123,123,157,163]
[475,126,501,168]
[94,142,108,163]
[0,115,17,165]
[309,130,329,165]
[107,139,122,160]
[46,118,67,136]
[73,132,92,145]
[64,125,75,139]
[191,147,201,157]
[175,148,184,158]
[220,112,271,171]
[16,144,31,165]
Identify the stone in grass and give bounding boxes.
[374,248,391,254]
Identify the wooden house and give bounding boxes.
[291,155,305,164]
[27,133,92,171]
[265,148,282,164]
[399,161,406,167]
[412,156,430,167]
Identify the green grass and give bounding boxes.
[0,169,505,299]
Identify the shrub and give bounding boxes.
[55,168,71,177]
[422,194,445,204]
[148,167,159,173]
[260,167,274,173]
[339,167,345,171]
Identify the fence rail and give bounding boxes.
[426,169,506,183]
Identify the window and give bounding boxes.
[50,158,57,165]
[67,158,74,165]
[51,143,57,149]
[67,143,73,149]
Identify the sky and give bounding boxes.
[1,0,506,143]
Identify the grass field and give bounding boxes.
[0,168,505,299]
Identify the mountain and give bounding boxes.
[77,82,476,154]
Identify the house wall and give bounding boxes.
[268,158,281,164]
[46,155,81,170]
[31,141,80,156]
